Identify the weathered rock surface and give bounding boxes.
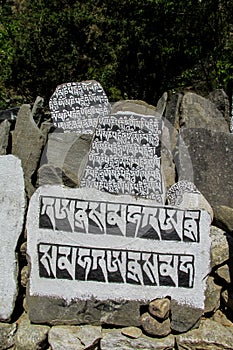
[204,276,221,314]
[101,329,175,350]
[215,264,231,284]
[180,92,229,132]
[149,298,170,319]
[211,310,233,328]
[170,301,202,333]
[176,318,233,349]
[177,129,233,211]
[12,104,47,197]
[0,120,10,155]
[111,100,157,116]
[210,226,233,268]
[48,325,101,350]
[0,323,17,350]
[15,313,50,350]
[0,155,25,321]
[213,205,233,233]
[121,326,142,339]
[208,89,230,126]
[141,312,171,337]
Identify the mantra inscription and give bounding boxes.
[38,243,194,288]
[40,196,200,242]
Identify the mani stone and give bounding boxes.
[12,104,46,197]
[27,185,211,325]
[49,80,111,133]
[179,92,229,132]
[141,312,171,337]
[0,119,10,155]
[177,128,233,211]
[0,155,25,321]
[80,112,165,203]
[149,298,170,319]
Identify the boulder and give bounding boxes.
[180,92,229,132]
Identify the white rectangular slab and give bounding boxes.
[81,112,165,203]
[27,185,211,309]
[0,155,25,320]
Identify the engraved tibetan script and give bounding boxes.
[49,81,111,133]
[80,113,164,202]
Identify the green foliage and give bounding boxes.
[0,0,232,109]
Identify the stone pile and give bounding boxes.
[0,81,233,349]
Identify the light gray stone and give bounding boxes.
[141,312,171,337]
[12,104,46,197]
[177,128,233,210]
[101,329,175,350]
[111,100,157,116]
[204,276,221,314]
[176,319,233,349]
[210,226,233,268]
[215,264,231,284]
[48,325,101,350]
[170,301,202,333]
[0,120,10,155]
[180,92,229,132]
[121,326,142,339]
[0,155,25,321]
[149,298,170,319]
[15,313,50,350]
[0,323,17,350]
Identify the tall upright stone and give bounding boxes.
[80,112,165,204]
[49,80,111,133]
[0,155,25,321]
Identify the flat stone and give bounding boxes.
[141,312,171,337]
[101,329,175,350]
[176,318,233,349]
[167,180,213,220]
[210,226,233,268]
[215,264,231,284]
[149,298,170,319]
[0,155,25,321]
[0,323,17,350]
[121,326,142,339]
[111,100,157,116]
[213,205,233,233]
[180,92,229,132]
[170,300,202,333]
[15,313,50,350]
[48,325,101,350]
[204,276,221,314]
[12,104,46,197]
[177,129,233,210]
[0,120,10,155]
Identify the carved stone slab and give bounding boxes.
[27,185,211,324]
[80,112,165,203]
[0,155,25,320]
[49,80,111,133]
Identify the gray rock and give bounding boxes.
[210,226,233,268]
[0,155,25,321]
[204,276,221,314]
[167,180,213,220]
[37,164,63,186]
[111,100,157,116]
[156,92,168,116]
[164,92,183,130]
[12,104,47,197]
[170,300,202,333]
[15,313,50,350]
[176,318,233,349]
[101,329,175,350]
[141,312,171,337]
[121,326,142,339]
[48,325,101,350]
[0,120,10,155]
[0,323,17,350]
[177,128,233,210]
[180,92,229,132]
[149,298,170,320]
[213,205,233,233]
[215,264,231,284]
[208,89,230,126]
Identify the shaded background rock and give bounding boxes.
[0,120,10,155]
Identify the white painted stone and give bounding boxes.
[0,155,25,320]
[27,185,211,310]
[81,112,165,203]
[49,80,111,133]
